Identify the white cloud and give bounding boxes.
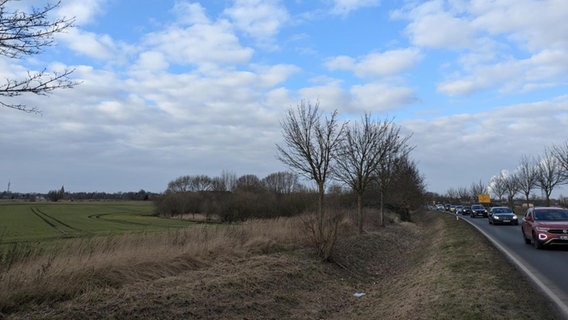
[57,0,109,25]
[172,2,211,25]
[323,49,421,111]
[438,48,568,96]
[398,0,568,97]
[144,20,253,69]
[224,0,289,48]
[437,79,478,96]
[325,48,422,78]
[400,0,476,49]
[252,64,301,88]
[350,82,418,112]
[470,0,568,52]
[130,51,169,76]
[59,28,128,62]
[329,0,381,16]
[298,81,351,111]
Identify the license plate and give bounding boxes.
[503,220,510,223]
[559,236,568,240]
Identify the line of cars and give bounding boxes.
[438,202,517,223]
[483,206,568,250]
[434,203,568,249]
[436,203,488,218]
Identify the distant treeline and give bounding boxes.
[1,190,156,201]
[153,170,426,222]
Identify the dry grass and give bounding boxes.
[0,214,320,314]
[1,210,563,319]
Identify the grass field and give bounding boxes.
[0,201,195,243]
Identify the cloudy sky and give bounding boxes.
[2,0,568,197]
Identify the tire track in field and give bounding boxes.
[88,213,151,226]
[31,207,86,238]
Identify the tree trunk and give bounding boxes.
[525,194,530,207]
[357,193,363,234]
[379,189,385,227]
[318,181,325,240]
[546,194,551,207]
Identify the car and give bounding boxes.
[435,204,445,211]
[521,207,568,249]
[462,205,472,215]
[448,204,455,213]
[455,205,464,215]
[488,206,518,225]
[470,204,488,218]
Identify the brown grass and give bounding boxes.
[0,215,316,314]
[0,210,563,319]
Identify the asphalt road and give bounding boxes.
[457,212,568,318]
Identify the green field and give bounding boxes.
[0,201,195,243]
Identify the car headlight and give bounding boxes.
[535,226,549,232]
[493,216,500,219]
[512,216,518,219]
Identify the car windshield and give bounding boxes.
[472,205,483,210]
[494,208,512,214]
[534,209,568,221]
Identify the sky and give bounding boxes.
[1,0,568,197]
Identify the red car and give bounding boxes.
[521,207,568,249]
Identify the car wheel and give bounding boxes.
[532,233,544,249]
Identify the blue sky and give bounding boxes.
[2,0,568,198]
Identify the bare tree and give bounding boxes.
[235,174,264,192]
[167,175,213,192]
[167,176,191,192]
[551,141,568,174]
[262,171,299,194]
[189,175,214,191]
[536,150,567,206]
[446,188,459,203]
[375,139,413,226]
[276,100,345,257]
[503,172,519,209]
[488,171,507,203]
[0,0,76,112]
[457,186,470,204]
[334,115,407,232]
[516,155,538,206]
[470,180,487,203]
[386,154,425,221]
[211,170,237,192]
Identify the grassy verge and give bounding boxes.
[0,210,563,319]
[424,213,559,319]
